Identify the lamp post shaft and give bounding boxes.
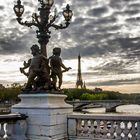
[39,38,48,57]
[37,7,50,57]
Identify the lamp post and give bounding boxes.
[13,0,73,57]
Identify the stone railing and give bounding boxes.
[0,114,27,140]
[68,114,140,140]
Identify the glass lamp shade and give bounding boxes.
[63,4,73,21]
[43,0,54,6]
[13,2,24,17]
[37,16,41,23]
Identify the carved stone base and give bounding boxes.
[12,93,73,140]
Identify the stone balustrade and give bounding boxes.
[68,114,140,140]
[0,114,27,140]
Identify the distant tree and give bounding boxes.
[80,93,108,100]
[11,83,21,88]
[63,88,94,100]
[0,84,5,89]
[63,88,125,101]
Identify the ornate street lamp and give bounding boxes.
[63,4,73,22]
[13,0,73,57]
[13,0,24,19]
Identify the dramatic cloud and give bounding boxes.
[0,0,140,93]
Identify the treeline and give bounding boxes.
[63,88,140,101]
[0,83,139,102]
[0,83,22,101]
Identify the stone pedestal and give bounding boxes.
[12,93,73,140]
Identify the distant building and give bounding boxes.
[76,54,86,89]
[94,87,103,92]
[83,81,86,89]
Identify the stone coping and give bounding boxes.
[0,113,27,120]
[68,113,140,121]
[19,93,67,97]
[12,93,72,109]
[21,90,63,94]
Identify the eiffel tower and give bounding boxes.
[76,54,83,88]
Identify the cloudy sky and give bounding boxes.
[0,0,140,93]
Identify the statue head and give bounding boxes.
[53,48,61,56]
[31,44,40,56]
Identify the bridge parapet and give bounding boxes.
[66,100,140,112]
[68,114,140,140]
[0,114,27,140]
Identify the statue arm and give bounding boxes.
[23,59,31,69]
[60,58,71,71]
[20,59,31,76]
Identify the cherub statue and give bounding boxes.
[49,48,71,90]
[20,44,51,90]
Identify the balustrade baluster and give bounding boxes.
[108,121,115,139]
[88,120,95,137]
[87,120,91,137]
[120,122,126,139]
[115,121,122,139]
[100,121,104,137]
[77,119,83,136]
[0,123,2,138]
[123,121,130,138]
[101,120,108,139]
[93,120,97,129]
[83,120,89,136]
[130,121,137,139]
[95,120,101,138]
[137,121,140,140]
[81,120,85,136]
[0,123,5,138]
[3,123,9,139]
